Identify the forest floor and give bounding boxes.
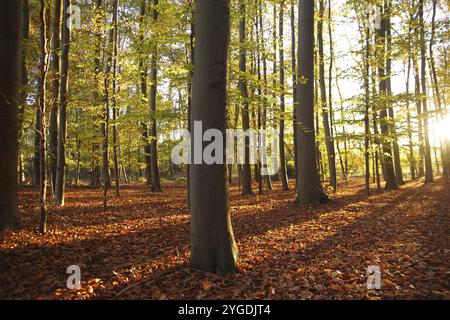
[0,178,449,300]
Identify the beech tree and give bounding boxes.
[48,0,62,194]
[150,0,162,192]
[278,1,289,191]
[38,0,49,233]
[376,3,397,190]
[239,0,253,196]
[55,0,71,205]
[295,0,328,204]
[317,0,337,191]
[190,0,238,273]
[0,0,21,231]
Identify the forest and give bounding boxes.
[0,0,449,301]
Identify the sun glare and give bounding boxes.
[434,114,450,141]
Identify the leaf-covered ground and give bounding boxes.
[0,178,449,300]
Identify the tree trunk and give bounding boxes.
[190,0,238,273]
[376,3,397,190]
[259,0,273,190]
[55,0,70,205]
[75,109,81,187]
[418,0,433,183]
[278,1,289,191]
[0,0,21,230]
[405,56,416,181]
[48,0,61,195]
[149,0,161,192]
[334,74,347,180]
[295,0,328,204]
[428,0,448,178]
[327,0,337,186]
[91,0,103,187]
[412,46,424,178]
[102,0,112,211]
[38,0,49,233]
[187,6,195,205]
[363,11,371,195]
[317,0,336,191]
[291,2,298,189]
[111,0,120,196]
[405,8,416,181]
[18,0,29,185]
[138,0,151,185]
[239,0,253,196]
[33,111,41,185]
[385,1,404,185]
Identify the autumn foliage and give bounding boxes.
[0,178,448,300]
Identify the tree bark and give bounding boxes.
[55,0,70,205]
[187,3,195,205]
[149,0,161,192]
[291,2,298,189]
[49,0,62,195]
[102,0,112,211]
[91,0,103,187]
[38,0,49,233]
[0,0,21,230]
[138,0,151,185]
[405,56,416,181]
[318,0,337,191]
[111,0,120,196]
[428,0,448,178]
[363,11,371,195]
[295,0,328,204]
[259,0,273,190]
[18,0,29,185]
[190,0,238,273]
[406,7,416,181]
[376,3,397,190]
[419,0,433,182]
[385,0,404,185]
[239,0,253,196]
[278,1,289,191]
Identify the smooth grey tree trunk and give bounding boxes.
[405,7,416,181]
[419,0,433,183]
[239,0,253,196]
[0,0,21,230]
[363,12,371,195]
[55,0,70,205]
[149,0,161,192]
[38,0,49,233]
[259,0,273,191]
[291,2,298,189]
[317,0,336,191]
[429,0,449,178]
[295,0,328,204]
[111,0,120,196]
[190,0,238,273]
[413,48,424,178]
[385,1,404,185]
[138,0,151,185]
[49,0,61,195]
[376,3,397,190]
[279,1,289,191]
[102,0,112,211]
[255,4,263,194]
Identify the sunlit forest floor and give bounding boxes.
[0,177,448,299]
